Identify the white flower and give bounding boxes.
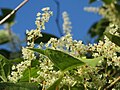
[62,11,72,35]
[37,12,41,16]
[42,7,50,11]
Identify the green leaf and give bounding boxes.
[9,58,24,64]
[0,8,16,24]
[31,59,40,67]
[0,30,10,44]
[89,0,96,4]
[80,56,103,67]
[29,48,85,71]
[29,48,45,55]
[104,31,120,47]
[0,54,8,82]
[34,32,59,44]
[0,49,11,58]
[102,0,115,4]
[88,18,109,42]
[0,82,40,90]
[19,67,39,82]
[47,76,63,90]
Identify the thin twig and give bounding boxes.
[54,0,63,36]
[104,76,120,90]
[0,0,29,24]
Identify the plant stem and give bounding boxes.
[54,0,63,37]
[0,0,29,24]
[28,66,31,83]
[104,76,120,90]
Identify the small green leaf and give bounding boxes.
[19,67,39,82]
[104,31,120,47]
[0,82,40,90]
[47,76,63,90]
[34,32,59,44]
[0,30,10,44]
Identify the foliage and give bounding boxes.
[87,0,120,42]
[0,1,120,90]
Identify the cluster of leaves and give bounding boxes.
[88,0,120,42]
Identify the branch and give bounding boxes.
[0,0,29,24]
[104,76,120,90]
[54,0,63,36]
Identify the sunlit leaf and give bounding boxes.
[80,56,103,67]
[30,48,103,68]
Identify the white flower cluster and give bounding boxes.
[8,7,53,83]
[90,36,120,66]
[62,11,72,34]
[84,7,99,13]
[99,5,120,26]
[36,55,61,89]
[107,24,120,36]
[8,7,120,89]
[8,60,31,83]
[35,7,53,30]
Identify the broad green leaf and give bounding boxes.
[34,32,58,44]
[104,31,120,47]
[0,8,16,24]
[0,82,40,90]
[102,0,115,4]
[19,67,39,82]
[0,30,10,44]
[89,0,96,4]
[47,76,63,90]
[29,48,85,71]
